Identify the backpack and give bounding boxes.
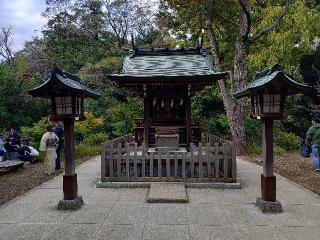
[300,144,311,158]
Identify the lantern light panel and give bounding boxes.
[263,94,281,114]
[55,96,73,115]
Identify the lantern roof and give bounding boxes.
[109,48,228,87]
[28,68,100,99]
[234,64,311,98]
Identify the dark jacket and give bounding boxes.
[53,125,63,146]
[5,132,21,152]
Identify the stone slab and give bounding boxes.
[64,203,113,224]
[189,225,238,240]
[104,203,148,225]
[0,224,13,235]
[187,204,230,226]
[1,223,57,240]
[146,183,187,203]
[143,224,190,240]
[223,203,272,226]
[95,224,144,240]
[147,204,187,225]
[96,181,241,189]
[43,223,100,240]
[20,206,71,223]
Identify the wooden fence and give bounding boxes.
[101,134,236,183]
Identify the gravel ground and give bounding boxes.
[242,152,320,196]
[0,156,94,206]
[0,161,62,205]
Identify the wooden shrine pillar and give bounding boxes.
[186,96,192,146]
[144,96,149,147]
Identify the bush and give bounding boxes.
[75,112,105,141]
[75,143,100,158]
[248,142,262,155]
[245,119,262,144]
[248,143,287,156]
[84,133,108,145]
[274,146,286,155]
[274,131,301,151]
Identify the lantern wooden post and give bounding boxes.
[261,118,276,202]
[62,117,78,200]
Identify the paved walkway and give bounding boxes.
[0,156,320,240]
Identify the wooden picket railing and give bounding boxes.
[101,134,236,183]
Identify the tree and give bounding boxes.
[43,3,115,72]
[161,0,295,154]
[0,26,15,65]
[102,0,155,48]
[44,0,156,49]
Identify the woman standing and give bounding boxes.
[39,125,59,175]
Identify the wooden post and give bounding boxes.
[63,117,78,200]
[186,96,192,146]
[144,96,149,147]
[261,118,276,202]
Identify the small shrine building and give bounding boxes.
[110,47,228,148]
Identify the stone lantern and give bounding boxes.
[29,68,100,209]
[234,64,310,213]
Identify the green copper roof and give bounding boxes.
[109,48,228,83]
[234,64,311,98]
[29,68,100,99]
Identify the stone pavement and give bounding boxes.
[146,183,188,203]
[0,156,320,240]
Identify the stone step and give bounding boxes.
[146,183,188,203]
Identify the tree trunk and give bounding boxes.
[226,0,250,155]
[207,20,249,155]
[231,25,250,155]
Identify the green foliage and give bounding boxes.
[192,86,230,136]
[84,133,108,145]
[246,119,302,154]
[75,143,100,158]
[274,131,302,151]
[21,118,49,148]
[274,146,286,155]
[75,112,105,141]
[109,97,143,137]
[248,143,262,156]
[79,56,124,88]
[0,59,50,131]
[283,95,311,138]
[79,56,127,136]
[245,118,262,145]
[249,0,320,79]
